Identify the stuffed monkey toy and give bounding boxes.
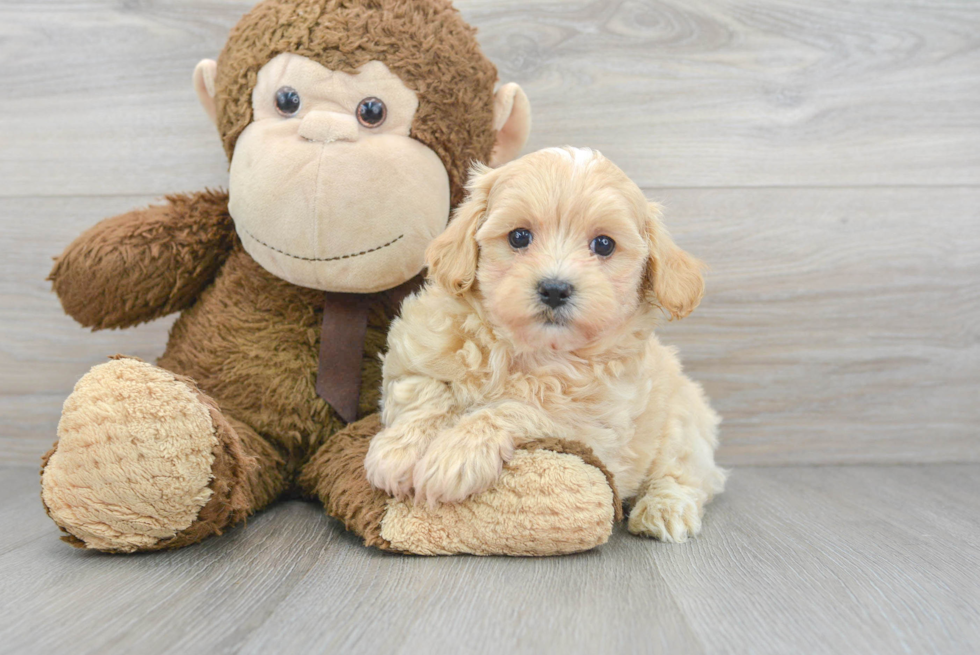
[40,0,621,556]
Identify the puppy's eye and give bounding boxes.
[590,235,616,257]
[275,86,302,117]
[356,97,387,127]
[508,228,533,249]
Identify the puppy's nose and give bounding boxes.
[538,279,574,309]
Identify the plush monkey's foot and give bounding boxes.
[40,357,252,553]
[301,417,622,556]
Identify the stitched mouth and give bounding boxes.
[242,229,405,262]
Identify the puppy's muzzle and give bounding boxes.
[537,279,574,309]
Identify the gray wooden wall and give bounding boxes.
[1,0,977,467]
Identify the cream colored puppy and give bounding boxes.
[365,147,726,542]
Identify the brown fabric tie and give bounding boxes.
[315,278,423,424]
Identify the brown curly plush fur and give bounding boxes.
[156,237,405,461]
[215,0,499,206]
[48,190,236,330]
[48,217,408,549]
[298,413,394,549]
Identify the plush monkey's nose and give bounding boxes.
[299,111,360,144]
[537,279,574,309]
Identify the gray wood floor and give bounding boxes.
[1,464,978,655]
[2,1,978,653]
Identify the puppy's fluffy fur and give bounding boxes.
[365,147,726,542]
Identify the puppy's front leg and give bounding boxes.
[628,380,726,543]
[628,476,709,543]
[413,401,558,506]
[365,376,458,498]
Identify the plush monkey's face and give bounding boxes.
[194,0,531,295]
[222,54,451,293]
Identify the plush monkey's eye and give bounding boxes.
[275,86,302,117]
[508,228,533,249]
[356,97,387,127]
[590,235,616,257]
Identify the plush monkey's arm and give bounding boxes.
[49,190,236,330]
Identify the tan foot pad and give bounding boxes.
[380,447,618,556]
[41,358,219,552]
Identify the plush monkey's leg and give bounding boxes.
[40,357,289,553]
[298,414,623,556]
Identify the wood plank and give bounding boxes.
[651,465,980,654]
[235,525,700,655]
[1,465,977,654]
[653,185,980,464]
[0,466,61,556]
[0,195,177,466]
[0,493,346,655]
[477,0,980,188]
[0,0,243,197]
[1,0,978,197]
[2,187,975,466]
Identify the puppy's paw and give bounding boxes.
[412,430,511,506]
[628,480,705,543]
[364,428,427,499]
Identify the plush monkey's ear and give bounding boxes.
[489,83,531,168]
[644,202,705,320]
[193,59,218,126]
[425,163,499,294]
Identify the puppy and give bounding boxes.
[365,147,726,542]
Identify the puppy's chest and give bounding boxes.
[473,360,646,446]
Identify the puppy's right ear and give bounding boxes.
[425,163,499,295]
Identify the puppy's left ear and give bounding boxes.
[425,163,500,295]
[644,202,705,320]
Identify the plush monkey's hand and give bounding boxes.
[49,190,236,330]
